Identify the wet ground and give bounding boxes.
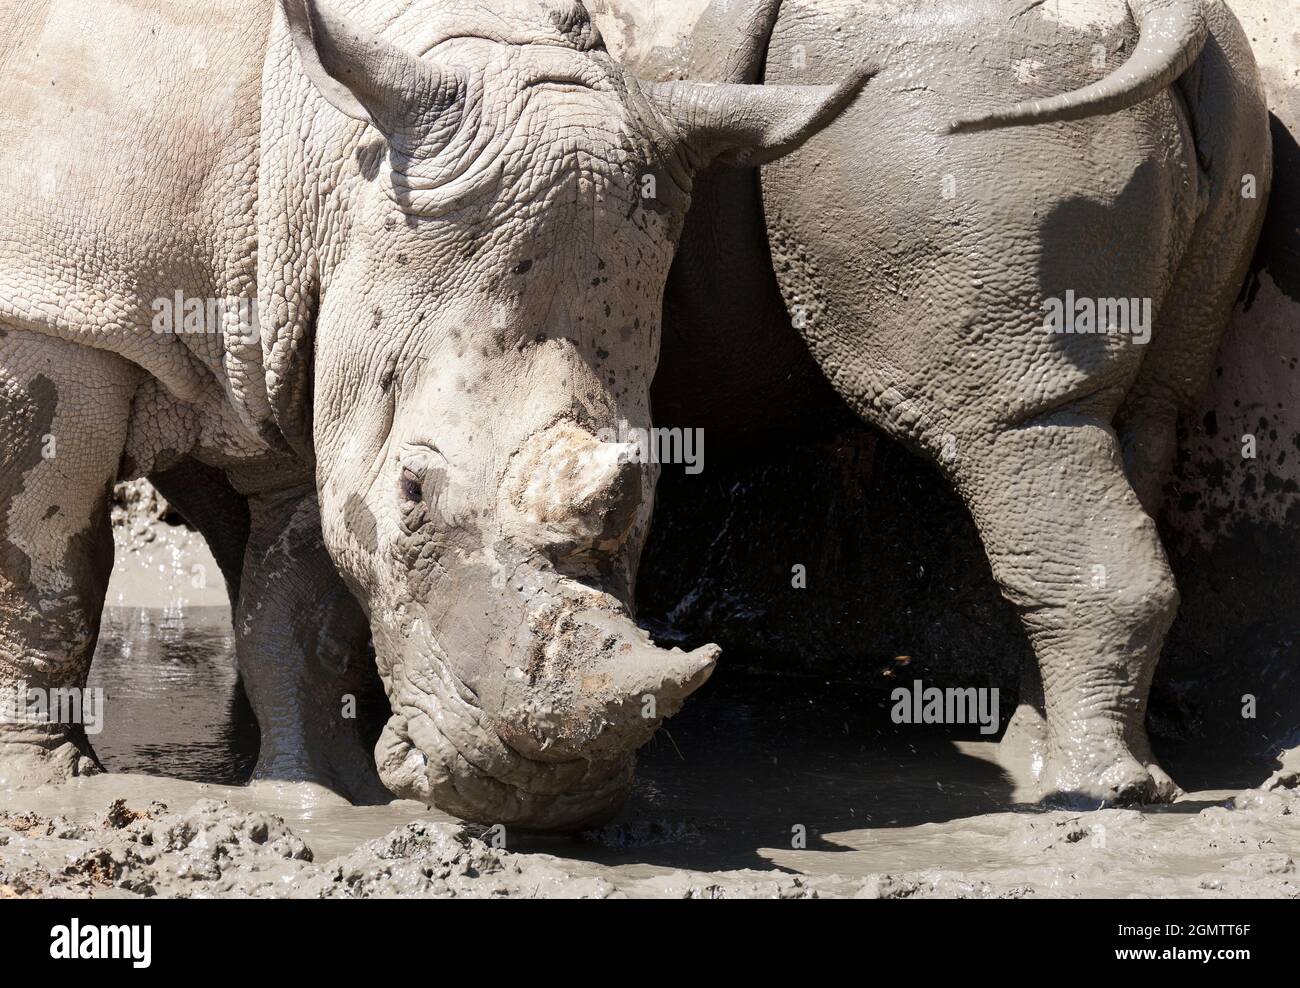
[2,594,1298,898]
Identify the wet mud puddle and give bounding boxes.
[1,606,1297,898]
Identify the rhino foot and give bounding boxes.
[249,739,392,807]
[0,736,101,790]
[1037,736,1181,809]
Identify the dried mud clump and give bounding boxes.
[6,788,1300,898]
[300,822,620,899]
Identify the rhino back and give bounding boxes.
[0,0,272,409]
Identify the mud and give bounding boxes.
[3,544,1299,899]
[4,728,1300,898]
[107,480,228,611]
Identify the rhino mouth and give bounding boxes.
[375,665,636,833]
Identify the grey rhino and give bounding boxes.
[653,0,1272,805]
[0,0,868,830]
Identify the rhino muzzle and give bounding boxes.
[373,579,717,831]
[372,420,717,832]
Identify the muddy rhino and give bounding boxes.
[0,0,868,829]
[650,0,1271,805]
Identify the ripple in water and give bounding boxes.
[87,606,258,784]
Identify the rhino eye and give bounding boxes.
[398,468,423,504]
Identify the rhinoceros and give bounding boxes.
[648,0,1271,805]
[0,0,869,829]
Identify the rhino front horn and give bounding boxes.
[499,606,719,762]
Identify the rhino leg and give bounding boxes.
[0,330,140,787]
[235,487,387,803]
[958,412,1181,806]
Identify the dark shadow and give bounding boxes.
[505,669,1017,873]
[639,371,1300,850]
[1035,159,1162,372]
[1242,111,1300,308]
[1150,520,1300,792]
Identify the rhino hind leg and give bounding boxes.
[235,488,389,804]
[0,329,140,787]
[955,411,1181,806]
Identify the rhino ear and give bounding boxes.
[279,0,463,141]
[646,65,877,169]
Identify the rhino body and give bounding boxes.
[650,0,1272,804]
[0,0,864,829]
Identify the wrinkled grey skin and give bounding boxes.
[652,0,1272,806]
[0,0,868,830]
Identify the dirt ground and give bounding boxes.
[1,519,1296,900]
[3,742,1299,899]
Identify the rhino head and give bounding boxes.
[264,0,870,831]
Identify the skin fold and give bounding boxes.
[0,0,869,830]
[649,0,1272,806]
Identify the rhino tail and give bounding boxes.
[949,0,1208,134]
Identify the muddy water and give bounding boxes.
[87,607,255,786]
[1,598,1297,897]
